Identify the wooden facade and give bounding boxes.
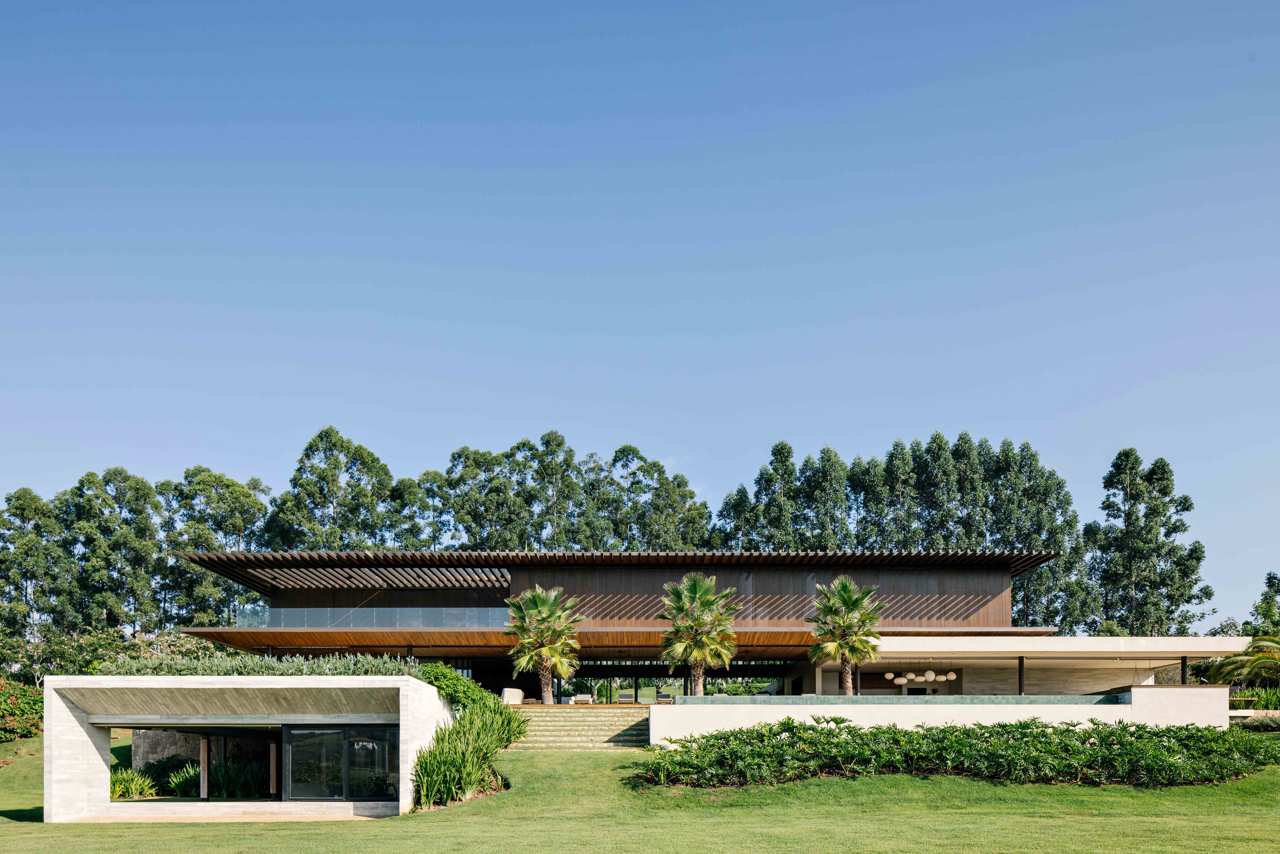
[183,550,1057,662]
[510,564,1013,629]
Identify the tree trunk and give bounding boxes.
[840,660,853,696]
[539,662,554,705]
[691,662,705,697]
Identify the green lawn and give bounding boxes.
[3,736,1278,853]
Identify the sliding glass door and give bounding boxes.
[283,726,398,801]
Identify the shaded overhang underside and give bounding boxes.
[184,627,1239,664]
[180,549,1059,596]
[53,679,407,726]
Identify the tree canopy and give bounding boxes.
[0,426,1239,668]
[1082,449,1212,636]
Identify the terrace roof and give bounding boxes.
[180,549,1058,595]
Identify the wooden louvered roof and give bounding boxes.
[181,549,1058,595]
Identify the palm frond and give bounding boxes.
[807,575,882,667]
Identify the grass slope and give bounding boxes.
[2,736,1278,853]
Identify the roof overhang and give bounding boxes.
[180,549,1060,595]
[180,626,1245,664]
[44,675,433,727]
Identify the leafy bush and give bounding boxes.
[636,717,1280,789]
[210,759,268,799]
[95,652,496,713]
[413,700,527,808]
[167,762,200,797]
[110,767,159,800]
[1240,715,1280,733]
[139,754,198,794]
[1232,687,1280,711]
[0,679,42,742]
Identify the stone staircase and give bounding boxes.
[510,705,650,750]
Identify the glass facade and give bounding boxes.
[284,726,398,801]
[238,607,509,629]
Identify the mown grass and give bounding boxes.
[2,736,1278,853]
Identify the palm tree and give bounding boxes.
[658,572,741,696]
[1212,636,1280,684]
[505,585,584,705]
[807,576,883,696]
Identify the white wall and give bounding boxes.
[649,686,1229,745]
[396,678,454,814]
[43,683,112,823]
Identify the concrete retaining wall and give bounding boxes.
[649,685,1229,745]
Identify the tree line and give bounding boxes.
[1,426,1268,661]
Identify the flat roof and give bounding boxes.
[44,675,432,726]
[182,627,1244,663]
[182,549,1059,595]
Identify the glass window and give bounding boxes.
[288,729,344,799]
[286,727,399,801]
[346,728,398,800]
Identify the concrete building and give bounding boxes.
[43,675,451,822]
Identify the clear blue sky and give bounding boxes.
[3,4,1278,628]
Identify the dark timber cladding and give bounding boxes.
[181,549,1057,596]
[181,551,1059,663]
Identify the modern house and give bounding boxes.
[43,549,1246,821]
[181,549,1242,700]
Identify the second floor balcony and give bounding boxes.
[237,606,510,629]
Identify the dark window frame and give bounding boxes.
[282,725,399,802]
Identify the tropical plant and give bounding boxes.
[210,759,267,799]
[1213,636,1280,684]
[412,699,526,808]
[636,718,1280,789]
[658,573,740,696]
[1231,687,1280,711]
[166,761,200,798]
[140,754,199,794]
[807,576,882,695]
[109,767,159,800]
[505,585,583,705]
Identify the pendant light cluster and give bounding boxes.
[884,670,956,686]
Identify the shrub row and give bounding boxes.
[413,698,528,808]
[636,717,1280,788]
[96,652,496,713]
[0,680,42,742]
[1231,687,1280,711]
[109,767,158,800]
[1239,715,1280,733]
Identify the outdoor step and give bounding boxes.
[512,737,648,743]
[514,705,651,749]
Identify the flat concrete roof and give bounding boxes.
[45,675,435,726]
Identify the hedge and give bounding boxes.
[0,680,42,742]
[95,652,496,713]
[413,698,527,808]
[636,717,1280,788]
